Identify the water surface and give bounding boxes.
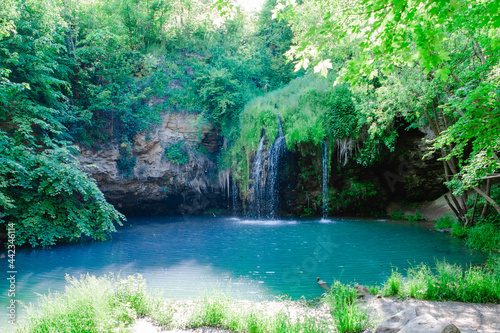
[1,216,486,329]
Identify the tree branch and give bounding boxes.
[480,179,491,219]
[473,186,500,215]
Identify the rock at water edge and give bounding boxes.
[399,314,460,333]
[375,308,417,333]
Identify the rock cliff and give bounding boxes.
[78,113,227,216]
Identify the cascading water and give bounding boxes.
[265,114,287,218]
[232,177,238,216]
[322,139,328,218]
[251,133,266,217]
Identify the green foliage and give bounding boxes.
[117,142,136,178]
[194,68,246,129]
[190,291,328,333]
[0,135,124,247]
[276,0,500,218]
[326,84,358,139]
[382,270,404,297]
[390,210,406,220]
[406,210,425,222]
[0,0,124,247]
[435,214,456,230]
[256,0,296,88]
[381,261,500,303]
[466,223,500,251]
[332,178,378,215]
[452,222,467,238]
[164,142,189,165]
[71,34,161,145]
[324,281,370,333]
[18,274,163,333]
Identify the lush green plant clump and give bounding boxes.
[434,214,456,230]
[164,142,190,165]
[435,206,500,252]
[381,261,500,303]
[466,223,500,251]
[18,274,172,333]
[324,282,369,333]
[390,209,425,222]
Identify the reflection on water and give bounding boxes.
[0,216,487,330]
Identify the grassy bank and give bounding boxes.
[376,259,500,303]
[18,259,500,333]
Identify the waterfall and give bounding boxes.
[265,114,287,218]
[232,177,238,216]
[322,139,328,218]
[251,133,266,217]
[336,137,355,165]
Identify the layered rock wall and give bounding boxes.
[78,113,226,216]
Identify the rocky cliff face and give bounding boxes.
[78,113,227,216]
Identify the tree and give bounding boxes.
[275,0,500,222]
[0,0,124,247]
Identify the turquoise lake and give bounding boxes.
[0,216,487,329]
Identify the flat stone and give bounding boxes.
[399,314,460,333]
[375,308,417,333]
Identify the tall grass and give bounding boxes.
[381,261,500,303]
[324,281,369,333]
[190,292,328,333]
[466,223,500,251]
[18,274,171,333]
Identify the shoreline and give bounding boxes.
[133,295,500,333]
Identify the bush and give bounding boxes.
[466,223,500,251]
[390,210,406,220]
[164,142,190,165]
[452,222,467,238]
[326,84,358,139]
[117,142,136,178]
[406,209,425,221]
[435,214,455,230]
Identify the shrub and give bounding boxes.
[390,210,406,220]
[406,209,425,221]
[452,222,467,238]
[326,84,358,139]
[164,142,189,165]
[435,214,455,230]
[117,142,136,178]
[466,223,500,251]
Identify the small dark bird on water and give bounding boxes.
[317,277,331,292]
